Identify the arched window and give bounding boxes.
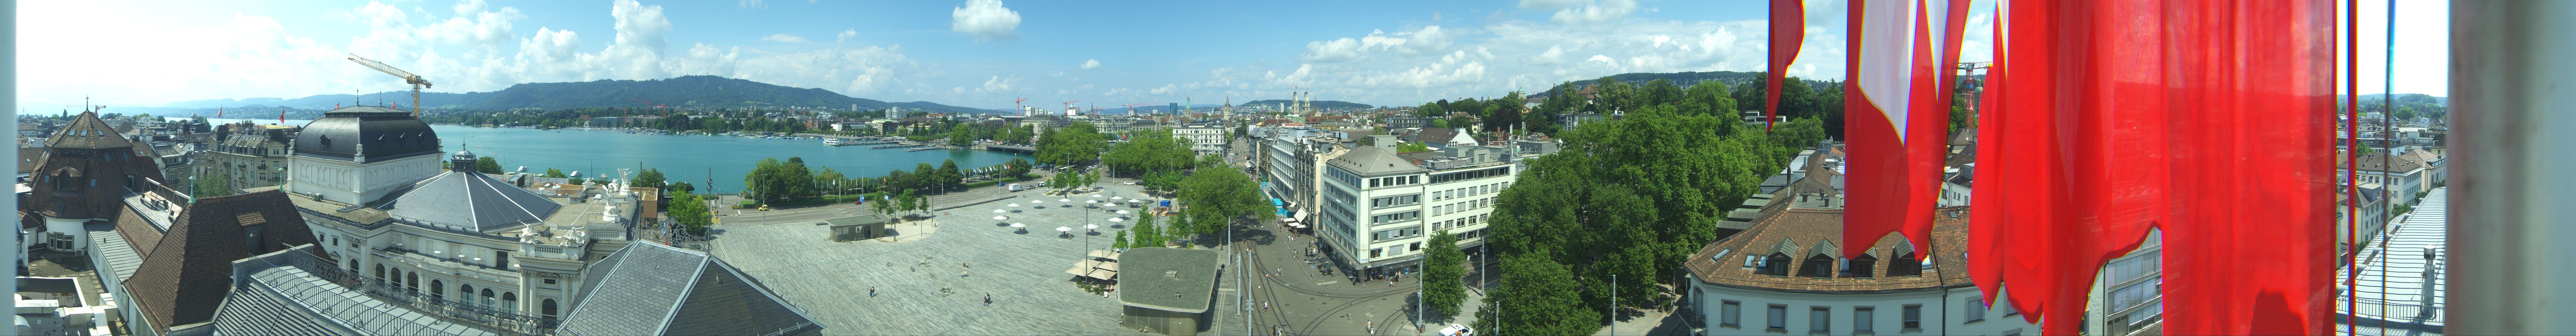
[481,289,497,310]
[1800,253,1836,278]
[542,299,559,319]
[348,259,359,274]
[1763,253,1792,276]
[430,280,445,303]
[503,292,518,313]
[405,272,419,294]
[373,264,385,281]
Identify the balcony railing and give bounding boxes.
[352,276,557,335]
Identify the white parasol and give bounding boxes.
[1109,217,1125,222]
[1091,194,1104,198]
[1031,199,1044,203]
[1056,226,1071,232]
[1012,223,1027,228]
[1086,223,1099,230]
[1117,210,1131,215]
[1130,199,1143,203]
[993,216,1009,220]
[1059,198,1073,202]
[992,209,1007,213]
[1112,196,1124,200]
[1009,203,1021,207]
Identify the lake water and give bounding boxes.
[202,118,1028,193]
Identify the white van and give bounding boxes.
[1007,183,1030,192]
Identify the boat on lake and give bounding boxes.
[824,138,857,146]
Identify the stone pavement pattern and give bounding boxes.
[709,183,1244,335]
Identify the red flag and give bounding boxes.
[1970,1,2335,335]
[217,107,222,117]
[1764,0,1805,132]
[1840,0,1966,260]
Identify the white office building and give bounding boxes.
[1683,206,2038,336]
[1314,136,1513,275]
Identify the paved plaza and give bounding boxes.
[705,183,1247,335]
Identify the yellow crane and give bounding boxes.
[345,53,433,116]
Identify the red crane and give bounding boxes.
[1014,97,1031,113]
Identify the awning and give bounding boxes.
[1282,216,1300,223]
[1288,223,1306,228]
[1066,264,1094,277]
[1095,261,1120,272]
[1297,213,1314,225]
[1085,268,1119,280]
[1089,250,1120,261]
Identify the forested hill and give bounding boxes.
[1237,99,1374,110]
[159,75,987,113]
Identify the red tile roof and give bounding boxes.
[1684,207,1973,293]
[125,190,320,333]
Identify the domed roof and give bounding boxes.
[293,106,440,162]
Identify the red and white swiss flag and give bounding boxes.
[1841,0,1969,259]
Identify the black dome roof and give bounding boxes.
[293,106,441,162]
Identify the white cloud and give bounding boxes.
[1517,0,1586,10]
[1300,25,1453,62]
[760,33,812,43]
[1150,84,1178,94]
[976,75,1019,94]
[837,29,858,43]
[739,0,765,9]
[1548,0,1636,24]
[950,0,1021,40]
[1081,59,1102,70]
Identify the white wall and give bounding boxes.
[1690,278,2035,336]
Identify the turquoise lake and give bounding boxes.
[203,118,1029,193]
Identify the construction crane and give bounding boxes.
[346,53,432,116]
[1122,103,1155,116]
[1014,97,1031,114]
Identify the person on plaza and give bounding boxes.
[984,293,993,306]
[869,286,877,297]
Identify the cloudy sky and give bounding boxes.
[17,0,2441,111]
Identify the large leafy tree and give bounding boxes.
[948,123,974,146]
[666,181,696,195]
[1176,166,1271,238]
[1036,122,1106,165]
[666,193,712,235]
[939,159,965,193]
[1421,230,1468,317]
[193,169,233,198]
[1103,130,1195,177]
[1492,252,1600,336]
[1002,158,1033,178]
[634,168,667,192]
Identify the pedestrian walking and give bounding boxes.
[984,294,992,306]
[869,286,877,297]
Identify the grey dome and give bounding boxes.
[293,106,440,162]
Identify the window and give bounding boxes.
[1370,248,1383,258]
[1810,306,1831,333]
[1888,250,1923,277]
[1855,306,1875,332]
[496,250,511,268]
[1801,253,1836,278]
[1411,242,1422,251]
[1967,298,1988,322]
[241,224,265,252]
[542,299,559,318]
[431,280,446,303]
[1721,300,1741,327]
[1763,253,1792,276]
[1847,254,1879,278]
[542,279,556,284]
[1768,304,1788,330]
[2000,299,2019,316]
[1902,304,1922,329]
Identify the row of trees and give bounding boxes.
[1462,79,1834,335]
[1034,122,1108,165]
[741,156,1036,205]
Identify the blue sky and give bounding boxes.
[17,0,2443,111]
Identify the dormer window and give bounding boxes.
[1801,253,1836,278]
[1888,249,1924,277]
[1763,253,1791,276]
[1846,254,1879,278]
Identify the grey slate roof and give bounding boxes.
[212,247,500,336]
[1116,247,1221,313]
[379,170,565,233]
[292,106,442,162]
[559,242,824,336]
[85,222,145,283]
[1326,145,1426,177]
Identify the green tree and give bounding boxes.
[193,169,233,198]
[634,168,667,192]
[814,167,847,196]
[1176,166,1271,239]
[666,193,713,235]
[1134,214,1162,247]
[1492,252,1600,336]
[475,156,503,174]
[1112,230,1131,249]
[666,181,697,195]
[898,190,920,214]
[1421,230,1468,317]
[939,159,965,193]
[1002,158,1033,178]
[545,168,566,178]
[948,123,974,146]
[1036,122,1107,165]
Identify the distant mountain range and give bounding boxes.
[158,75,987,114]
